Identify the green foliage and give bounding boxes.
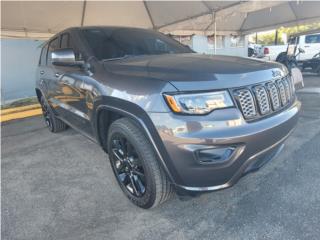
[248,22,320,45]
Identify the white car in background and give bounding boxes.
[263,30,320,61]
[248,43,265,58]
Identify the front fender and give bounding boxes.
[92,97,182,185]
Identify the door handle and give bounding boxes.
[304,46,310,48]
[55,73,61,78]
[40,70,45,75]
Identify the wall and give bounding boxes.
[191,35,209,54]
[191,35,249,57]
[1,39,43,103]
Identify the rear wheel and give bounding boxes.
[107,118,173,208]
[40,96,67,133]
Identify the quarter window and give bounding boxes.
[39,44,48,65]
[47,37,60,64]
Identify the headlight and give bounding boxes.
[164,91,234,114]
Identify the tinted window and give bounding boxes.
[47,37,60,64]
[288,37,299,45]
[39,44,48,65]
[60,33,70,48]
[82,28,192,60]
[305,34,320,44]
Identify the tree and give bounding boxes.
[248,22,320,45]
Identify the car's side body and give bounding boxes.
[36,27,300,195]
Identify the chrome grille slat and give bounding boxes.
[234,76,295,121]
[286,76,294,98]
[253,85,270,115]
[276,80,287,106]
[234,89,256,119]
[282,78,291,100]
[266,82,281,110]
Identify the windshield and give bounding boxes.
[82,28,193,60]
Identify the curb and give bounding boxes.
[0,104,42,122]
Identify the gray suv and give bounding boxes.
[36,27,300,208]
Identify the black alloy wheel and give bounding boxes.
[110,133,146,197]
[107,118,173,208]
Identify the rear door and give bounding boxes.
[37,43,49,96]
[300,34,320,60]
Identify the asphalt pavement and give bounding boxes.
[2,74,320,240]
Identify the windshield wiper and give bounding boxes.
[102,54,148,62]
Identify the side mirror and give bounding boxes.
[51,49,84,67]
[298,47,305,54]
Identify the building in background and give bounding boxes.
[171,33,248,57]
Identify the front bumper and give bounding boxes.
[148,99,301,191]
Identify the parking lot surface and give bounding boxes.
[2,75,320,240]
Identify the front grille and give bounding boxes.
[233,76,294,120]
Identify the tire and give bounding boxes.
[276,52,287,64]
[107,118,173,208]
[40,96,67,133]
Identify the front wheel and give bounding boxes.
[107,118,173,208]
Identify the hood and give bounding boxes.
[103,53,287,91]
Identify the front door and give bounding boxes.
[46,33,93,137]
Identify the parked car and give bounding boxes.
[262,45,287,61]
[264,30,320,61]
[36,27,301,209]
[248,43,264,58]
[301,52,320,75]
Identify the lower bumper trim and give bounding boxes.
[176,127,292,192]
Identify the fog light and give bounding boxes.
[196,147,236,164]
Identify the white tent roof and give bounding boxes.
[1,1,320,39]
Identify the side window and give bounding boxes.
[305,34,320,44]
[60,33,70,49]
[47,37,60,65]
[39,44,48,66]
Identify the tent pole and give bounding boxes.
[214,16,217,55]
[81,0,87,26]
[143,1,156,29]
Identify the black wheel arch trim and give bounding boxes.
[93,97,181,185]
[35,87,49,106]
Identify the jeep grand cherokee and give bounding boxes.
[36,27,300,208]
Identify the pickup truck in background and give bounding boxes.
[263,31,320,61]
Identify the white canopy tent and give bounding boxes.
[1,0,320,40]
